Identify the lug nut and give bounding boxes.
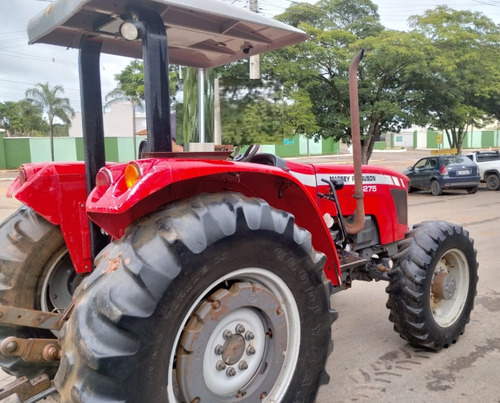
[223,330,233,340]
[235,324,245,334]
[247,346,256,356]
[239,361,248,371]
[226,367,236,377]
[214,345,224,355]
[216,360,227,371]
[245,331,254,341]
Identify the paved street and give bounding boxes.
[1,149,499,402]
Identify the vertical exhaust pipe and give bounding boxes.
[345,50,366,235]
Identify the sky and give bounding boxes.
[1,0,499,111]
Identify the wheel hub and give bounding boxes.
[221,333,245,365]
[176,281,288,400]
[432,271,457,300]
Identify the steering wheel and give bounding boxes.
[233,145,260,162]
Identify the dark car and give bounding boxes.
[405,155,480,196]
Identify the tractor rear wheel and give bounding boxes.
[386,220,478,350]
[0,206,77,378]
[55,193,336,402]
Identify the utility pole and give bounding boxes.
[249,0,260,79]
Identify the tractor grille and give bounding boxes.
[391,188,408,225]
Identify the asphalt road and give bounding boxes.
[1,149,499,402]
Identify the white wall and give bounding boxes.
[69,101,145,138]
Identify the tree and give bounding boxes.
[216,55,319,144]
[25,83,75,160]
[409,7,500,154]
[218,78,287,145]
[284,88,320,138]
[110,59,178,106]
[270,0,500,162]
[0,100,48,136]
[273,0,434,162]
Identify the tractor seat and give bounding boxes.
[248,153,288,169]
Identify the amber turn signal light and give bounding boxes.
[124,163,142,189]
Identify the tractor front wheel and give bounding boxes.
[386,220,478,350]
[56,193,335,402]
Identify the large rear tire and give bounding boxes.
[0,206,77,378]
[56,193,336,402]
[386,220,478,350]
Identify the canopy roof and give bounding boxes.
[28,0,308,68]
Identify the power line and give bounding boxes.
[0,78,79,92]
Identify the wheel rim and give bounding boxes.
[488,175,499,190]
[40,248,81,314]
[430,248,469,327]
[168,268,301,402]
[431,181,440,195]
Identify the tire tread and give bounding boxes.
[56,193,335,402]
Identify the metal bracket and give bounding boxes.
[0,336,61,362]
[0,306,64,331]
[0,374,57,402]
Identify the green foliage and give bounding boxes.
[268,0,500,161]
[273,0,428,162]
[25,82,75,160]
[409,6,500,153]
[108,59,179,107]
[0,100,48,136]
[111,60,145,103]
[219,79,285,145]
[284,89,320,137]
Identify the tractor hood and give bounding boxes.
[27,0,308,68]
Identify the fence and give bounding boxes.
[0,134,340,169]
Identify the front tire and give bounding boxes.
[0,207,77,378]
[56,193,336,402]
[386,220,478,350]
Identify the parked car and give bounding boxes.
[463,151,500,191]
[405,155,480,196]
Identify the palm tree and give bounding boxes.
[25,82,75,161]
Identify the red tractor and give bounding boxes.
[0,0,478,402]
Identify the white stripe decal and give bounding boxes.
[290,171,406,188]
[289,171,317,187]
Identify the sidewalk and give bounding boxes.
[0,170,18,180]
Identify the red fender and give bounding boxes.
[7,163,92,274]
[8,159,342,284]
[87,158,342,285]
